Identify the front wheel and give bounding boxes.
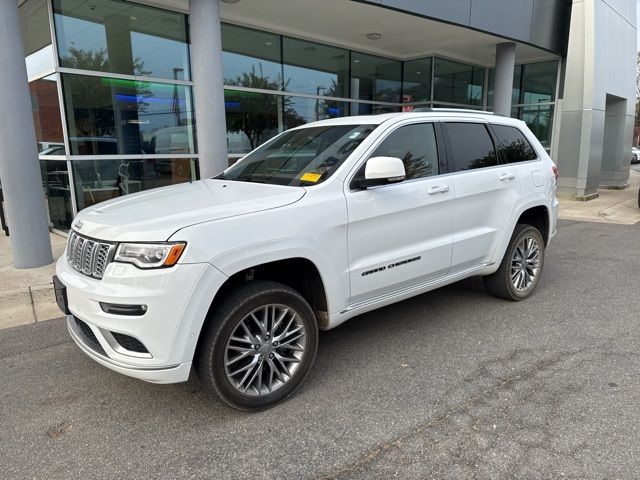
[196,280,318,411]
[484,224,545,301]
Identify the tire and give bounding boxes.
[484,224,545,301]
[196,280,318,411]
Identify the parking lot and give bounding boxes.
[1,219,639,479]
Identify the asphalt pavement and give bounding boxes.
[1,219,639,479]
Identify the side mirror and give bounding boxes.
[358,156,406,189]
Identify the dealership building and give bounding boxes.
[0,0,636,267]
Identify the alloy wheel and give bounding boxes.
[510,236,541,292]
[224,304,306,396]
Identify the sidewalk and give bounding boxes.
[0,173,638,331]
[558,169,640,225]
[0,233,66,329]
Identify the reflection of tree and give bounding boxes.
[462,150,497,170]
[498,139,535,162]
[401,152,433,179]
[316,79,345,120]
[224,66,304,149]
[523,109,551,146]
[60,47,152,141]
[60,46,150,76]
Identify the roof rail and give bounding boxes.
[410,107,496,115]
[430,108,495,115]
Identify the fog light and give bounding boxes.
[100,302,147,316]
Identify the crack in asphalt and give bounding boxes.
[316,343,615,480]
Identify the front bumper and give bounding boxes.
[56,255,228,383]
[67,315,192,383]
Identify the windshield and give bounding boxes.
[220,124,376,186]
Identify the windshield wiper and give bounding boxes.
[232,176,269,184]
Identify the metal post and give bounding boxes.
[189,0,229,177]
[493,42,516,117]
[0,1,53,268]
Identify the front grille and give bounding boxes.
[111,332,149,354]
[66,231,115,279]
[74,317,105,355]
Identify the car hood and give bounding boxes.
[73,179,306,242]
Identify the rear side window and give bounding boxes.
[492,125,537,163]
[371,123,438,180]
[445,122,497,172]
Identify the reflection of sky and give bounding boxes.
[131,31,190,80]
[222,53,281,85]
[55,14,106,57]
[283,64,338,95]
[222,53,346,97]
[25,45,54,78]
[289,97,345,122]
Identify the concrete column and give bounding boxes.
[493,42,516,117]
[0,1,53,268]
[556,0,636,200]
[189,0,228,178]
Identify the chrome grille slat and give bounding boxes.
[66,231,114,280]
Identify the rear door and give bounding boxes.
[442,121,522,272]
[490,123,543,190]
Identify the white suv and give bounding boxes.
[54,110,559,410]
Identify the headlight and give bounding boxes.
[114,242,186,269]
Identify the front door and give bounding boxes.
[345,122,454,305]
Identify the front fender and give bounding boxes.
[209,238,348,316]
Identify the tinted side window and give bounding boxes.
[372,123,438,180]
[492,125,537,163]
[445,122,497,172]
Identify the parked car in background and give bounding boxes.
[631,147,640,164]
[54,110,559,410]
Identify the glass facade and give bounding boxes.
[283,38,349,98]
[488,60,559,149]
[29,74,64,152]
[433,58,485,106]
[40,160,73,231]
[61,74,195,155]
[19,1,560,231]
[221,23,282,89]
[403,58,432,103]
[19,0,54,79]
[71,158,197,210]
[20,0,197,232]
[53,0,190,80]
[350,52,402,103]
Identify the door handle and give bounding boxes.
[499,172,516,181]
[427,185,450,195]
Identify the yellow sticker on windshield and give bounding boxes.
[301,172,322,183]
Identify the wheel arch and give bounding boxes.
[491,200,552,266]
[517,205,550,246]
[207,257,330,326]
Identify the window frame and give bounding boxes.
[348,120,446,190]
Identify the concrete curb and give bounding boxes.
[0,282,59,329]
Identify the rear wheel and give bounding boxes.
[484,224,545,301]
[196,280,318,411]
